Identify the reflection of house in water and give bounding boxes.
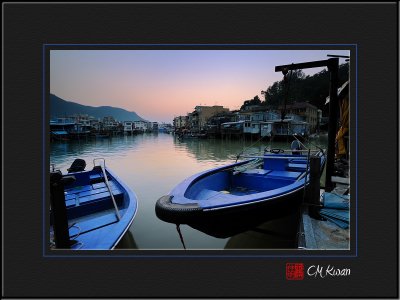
[176,137,245,162]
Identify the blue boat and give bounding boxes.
[156,149,326,237]
[50,159,138,250]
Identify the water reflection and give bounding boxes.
[114,231,138,249]
[225,210,300,249]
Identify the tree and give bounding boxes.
[240,95,262,110]
[258,62,349,114]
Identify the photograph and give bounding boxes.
[49,49,351,251]
[4,2,397,298]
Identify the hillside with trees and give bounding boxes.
[50,94,146,122]
[242,63,349,115]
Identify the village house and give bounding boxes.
[190,105,229,132]
[133,120,147,132]
[173,115,188,130]
[278,102,319,132]
[123,121,134,134]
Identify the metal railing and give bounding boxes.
[93,158,121,221]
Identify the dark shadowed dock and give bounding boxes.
[298,180,350,250]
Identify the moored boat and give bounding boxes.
[50,158,138,250]
[155,149,325,237]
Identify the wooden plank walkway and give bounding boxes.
[298,180,350,250]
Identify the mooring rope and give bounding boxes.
[291,131,325,155]
[176,224,187,250]
[235,134,265,162]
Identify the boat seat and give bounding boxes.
[90,173,111,184]
[241,169,271,176]
[290,159,308,164]
[65,184,93,196]
[91,181,118,190]
[266,170,302,180]
[66,191,124,220]
[65,183,121,202]
[287,163,307,172]
[65,188,123,208]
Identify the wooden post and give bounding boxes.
[306,155,322,219]
[306,155,321,205]
[275,58,340,191]
[325,58,339,191]
[50,172,74,249]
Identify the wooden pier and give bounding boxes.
[298,177,350,250]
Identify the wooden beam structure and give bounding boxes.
[275,58,339,191]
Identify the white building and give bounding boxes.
[123,121,134,133]
[134,120,147,131]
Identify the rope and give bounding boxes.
[302,135,325,154]
[292,134,308,150]
[290,129,325,155]
[176,224,187,250]
[233,158,263,174]
[69,224,82,240]
[235,134,265,162]
[73,242,84,250]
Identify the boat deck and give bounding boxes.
[62,175,126,247]
[64,180,123,208]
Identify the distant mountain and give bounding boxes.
[50,94,146,122]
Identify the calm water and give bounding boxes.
[50,133,327,250]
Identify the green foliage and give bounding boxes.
[258,63,349,115]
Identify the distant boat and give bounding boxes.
[50,158,138,250]
[156,149,325,237]
[50,131,70,141]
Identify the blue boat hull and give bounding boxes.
[156,151,325,237]
[50,165,138,250]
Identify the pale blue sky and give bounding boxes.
[51,49,350,123]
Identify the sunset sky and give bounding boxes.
[50,49,350,123]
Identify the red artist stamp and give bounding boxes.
[286,263,304,280]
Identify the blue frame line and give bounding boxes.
[43,43,357,258]
[355,44,358,257]
[46,254,357,259]
[45,43,356,47]
[42,44,46,258]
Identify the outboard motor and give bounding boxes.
[50,171,76,248]
[67,159,86,173]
